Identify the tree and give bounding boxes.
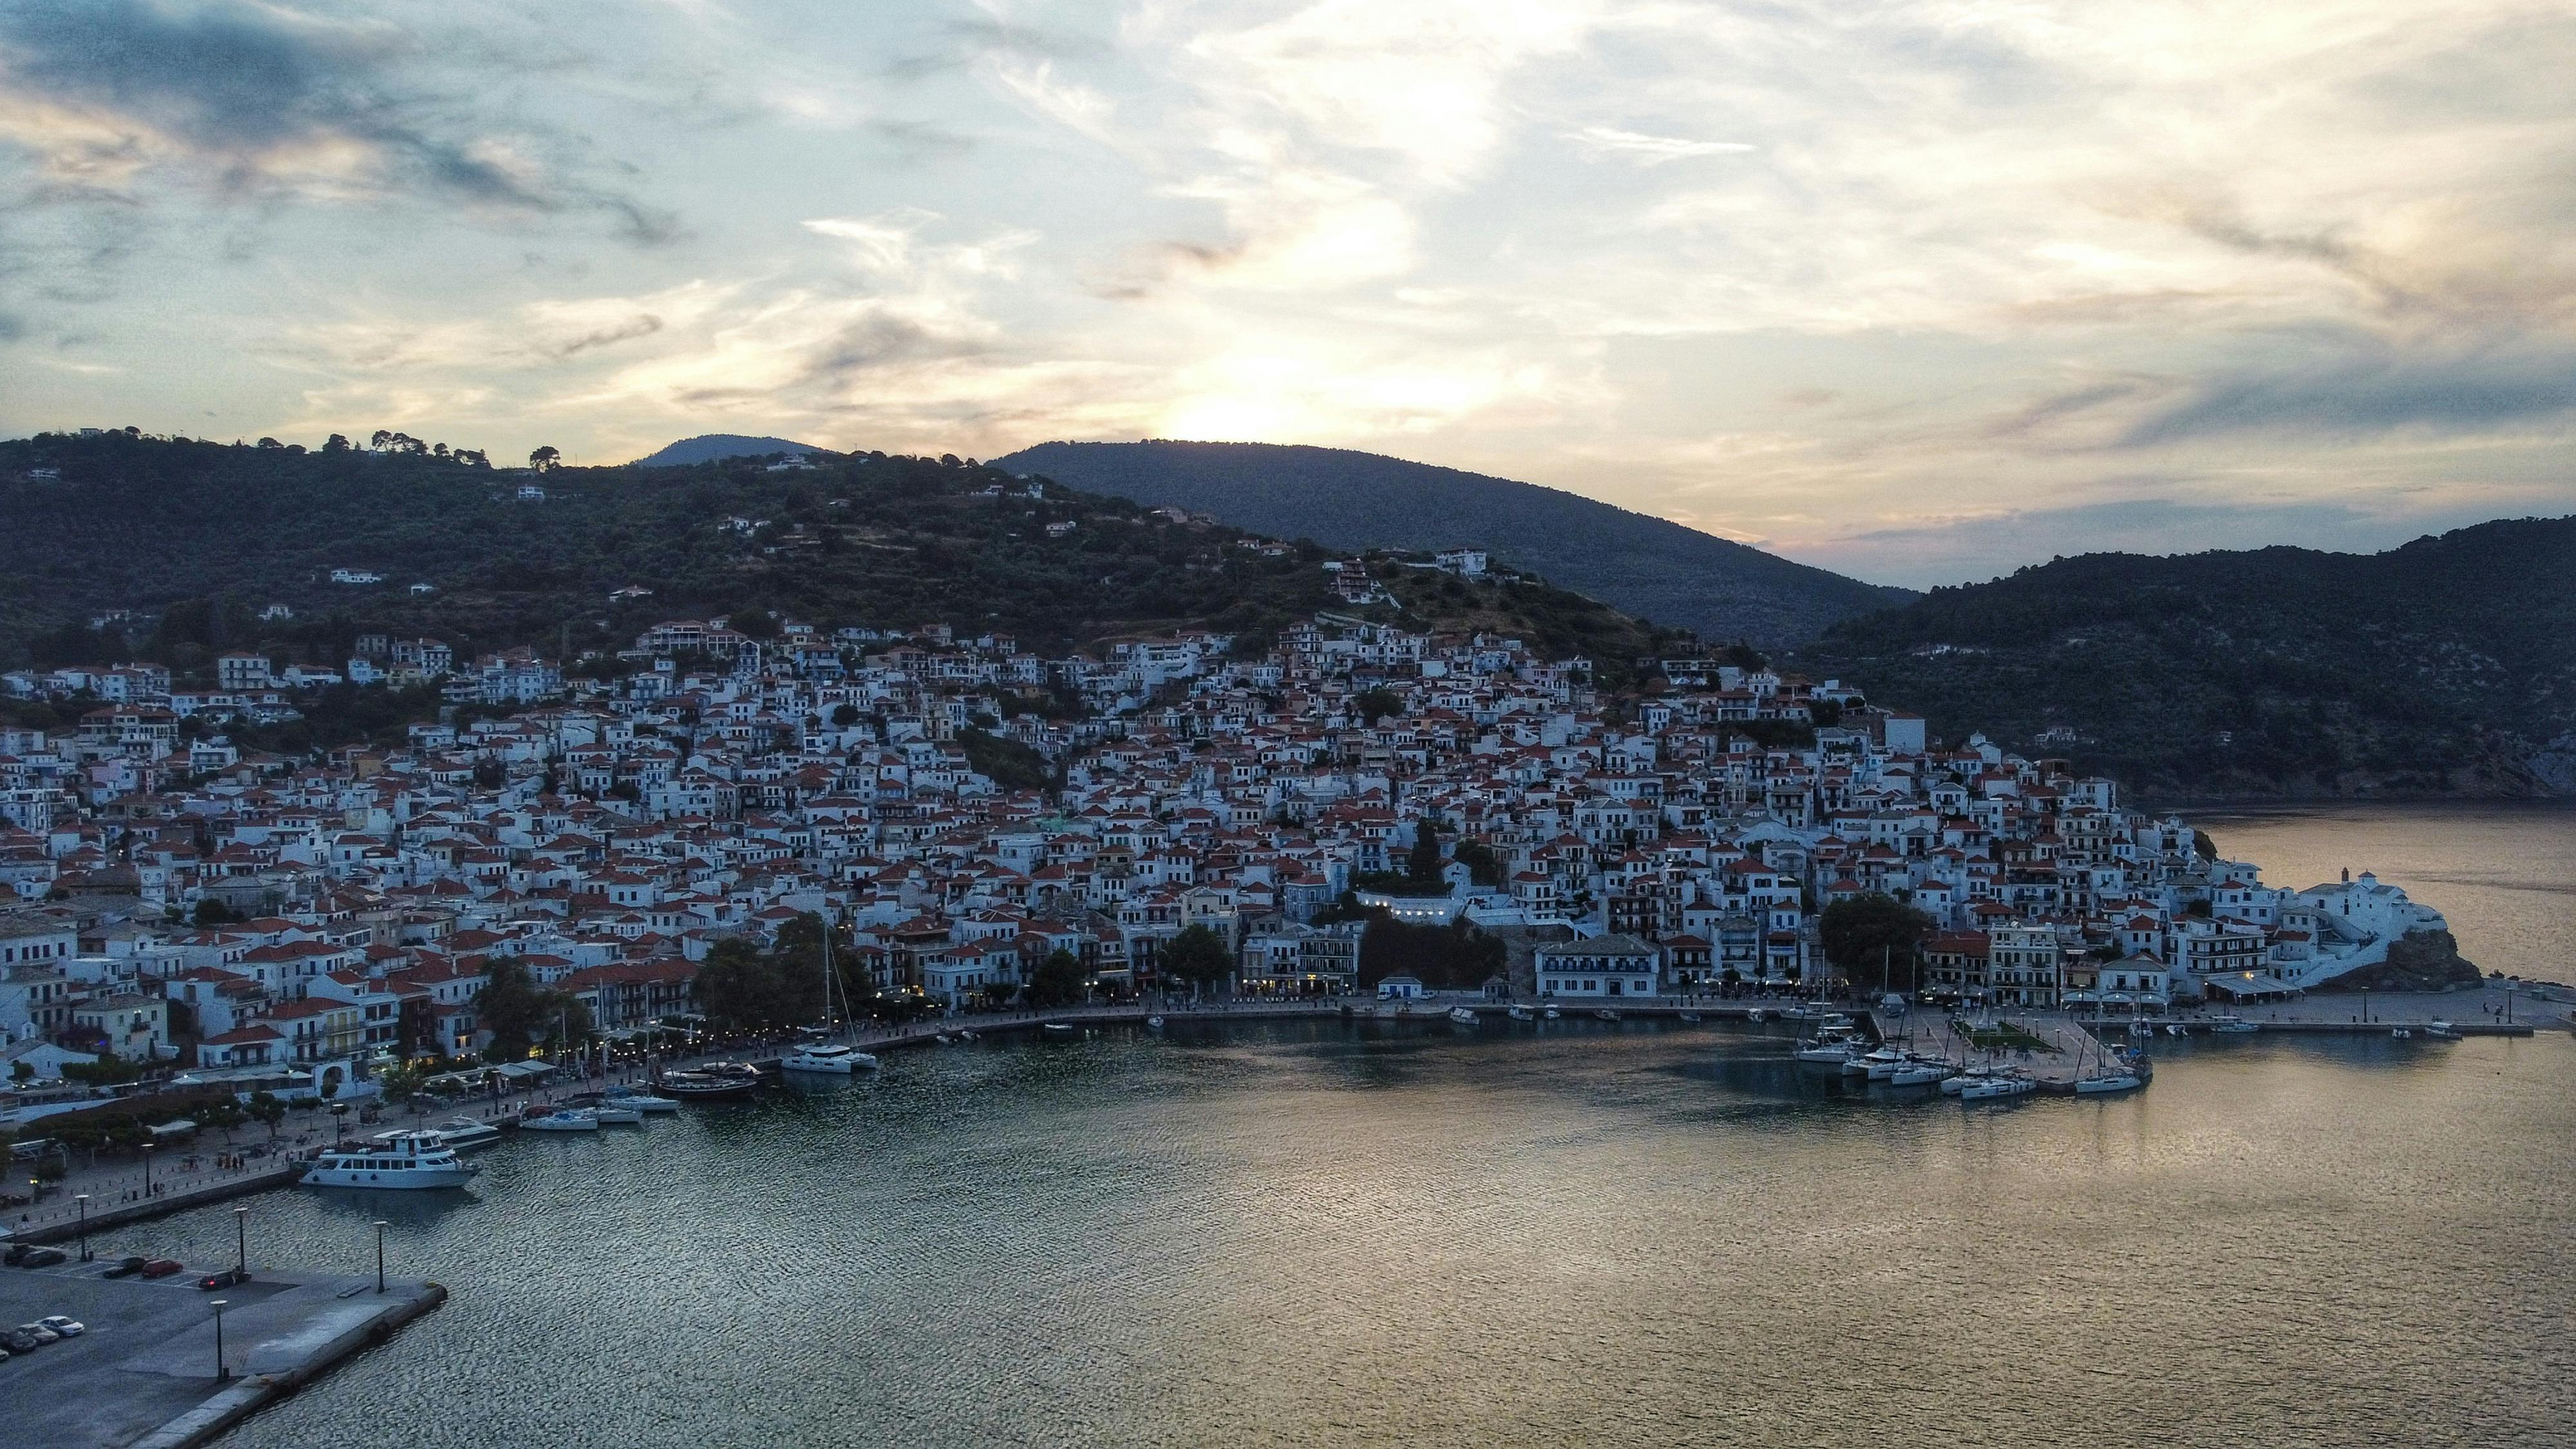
[1818,893,1937,992]
[192,897,240,926]
[1358,914,1506,990]
[1354,688,1403,725]
[473,959,567,1059]
[247,1090,287,1140]
[528,445,561,471]
[1159,924,1235,998]
[198,1097,247,1143]
[692,936,819,1032]
[1406,816,1443,886]
[1028,949,1087,1009]
[323,433,351,452]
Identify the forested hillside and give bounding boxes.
[993,440,1910,647]
[0,431,1696,689]
[1796,519,2576,797]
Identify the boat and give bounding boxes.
[1506,1005,1534,1021]
[2389,1027,2412,1039]
[1743,1009,1764,1024]
[1595,1008,1622,1023]
[2210,1017,2258,1034]
[1678,1012,1703,1023]
[1542,1007,1560,1021]
[1853,1046,1908,1080]
[602,1086,680,1113]
[1938,1067,1992,1095]
[421,1116,503,1150]
[520,1108,600,1132]
[2425,1021,2460,1039]
[1958,1075,2036,1101]
[783,933,879,1073]
[1042,1021,1077,1038]
[2165,1023,2190,1037]
[934,1033,956,1046]
[958,1030,981,1041]
[1145,1016,1165,1030]
[301,1130,480,1189]
[1795,1037,1858,1064]
[1448,1007,1480,1026]
[657,1070,758,1101]
[591,1101,646,1124]
[1889,1061,1954,1087]
[2075,1072,2145,1094]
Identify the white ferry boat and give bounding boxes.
[303,1130,480,1190]
[782,1041,880,1074]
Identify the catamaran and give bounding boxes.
[782,928,880,1074]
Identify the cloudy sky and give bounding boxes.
[3,1,2571,585]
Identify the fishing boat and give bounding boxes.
[2210,1017,2258,1034]
[1542,1007,1560,1021]
[1595,1008,1623,1023]
[2424,1021,2460,1039]
[422,1116,504,1149]
[1145,1016,1165,1030]
[958,1029,981,1041]
[1506,1005,1534,1021]
[1958,1074,2036,1101]
[2389,1027,2412,1039]
[1678,1012,1703,1024]
[2165,1023,2190,1037]
[1042,1021,1077,1039]
[520,1107,600,1132]
[1743,1009,1765,1024]
[302,1130,480,1190]
[1448,1007,1480,1026]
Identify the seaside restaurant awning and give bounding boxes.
[489,1060,556,1082]
[2209,971,2302,1002]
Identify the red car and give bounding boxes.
[138,1259,184,1279]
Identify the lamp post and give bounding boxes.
[74,1193,90,1262]
[234,1205,249,1274]
[374,1219,388,1294]
[211,1300,229,1381]
[141,1141,153,1198]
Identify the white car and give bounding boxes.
[37,1316,83,1338]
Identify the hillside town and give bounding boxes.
[0,605,2457,1121]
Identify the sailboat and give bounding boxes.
[2072,1030,2144,1094]
[784,923,880,1074]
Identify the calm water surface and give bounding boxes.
[2192,801,2576,985]
[95,1019,2576,1449]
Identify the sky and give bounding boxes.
[2,1,2571,588]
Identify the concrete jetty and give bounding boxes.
[0,1258,444,1449]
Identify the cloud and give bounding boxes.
[0,0,666,236]
[2117,342,2576,448]
[1567,126,1754,166]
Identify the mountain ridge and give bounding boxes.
[992,439,1911,647]
[632,434,825,468]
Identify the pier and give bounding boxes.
[0,1259,444,1449]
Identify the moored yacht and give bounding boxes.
[1448,1007,1480,1026]
[422,1116,504,1149]
[1795,1036,1859,1064]
[658,1069,758,1101]
[603,1085,680,1113]
[782,1041,880,1074]
[1507,1005,1534,1021]
[303,1130,480,1190]
[2074,1070,2145,1094]
[1595,1008,1622,1023]
[520,1107,600,1132]
[1958,1074,2036,1101]
[2210,1017,2258,1034]
[1889,1060,1954,1087]
[568,1093,644,1123]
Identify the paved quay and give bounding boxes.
[0,1256,442,1449]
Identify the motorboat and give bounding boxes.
[519,1107,600,1132]
[421,1115,504,1149]
[958,1030,981,1041]
[1542,1007,1560,1020]
[2389,1027,2412,1040]
[1678,1012,1703,1024]
[2425,1021,2460,1040]
[1145,1016,1165,1030]
[1506,1005,1535,1021]
[1889,1061,1954,1087]
[2075,1071,2145,1094]
[657,1070,757,1101]
[1958,1074,2036,1101]
[1743,1009,1765,1024]
[2210,1017,2258,1034]
[603,1086,681,1113]
[696,1061,764,1081]
[934,1034,956,1046]
[1448,1007,1481,1026]
[2165,1023,2190,1037]
[1595,1009,1623,1023]
[1853,1046,1908,1080]
[1795,1037,1858,1064]
[784,1041,878,1074]
[301,1130,480,1189]
[1042,1021,1077,1039]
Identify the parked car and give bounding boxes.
[102,1255,151,1279]
[37,1316,83,1338]
[1,1244,30,1265]
[14,1249,65,1268]
[12,1323,57,1345]
[197,1267,250,1291]
[0,1330,38,1353]
[138,1259,184,1279]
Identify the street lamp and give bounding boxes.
[74,1193,89,1262]
[210,1300,229,1381]
[141,1141,154,1198]
[234,1206,249,1274]
[374,1220,388,1293]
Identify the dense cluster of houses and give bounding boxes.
[0,604,2448,1121]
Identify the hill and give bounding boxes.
[0,432,1698,694]
[1795,518,2576,797]
[990,440,1910,647]
[632,434,824,467]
